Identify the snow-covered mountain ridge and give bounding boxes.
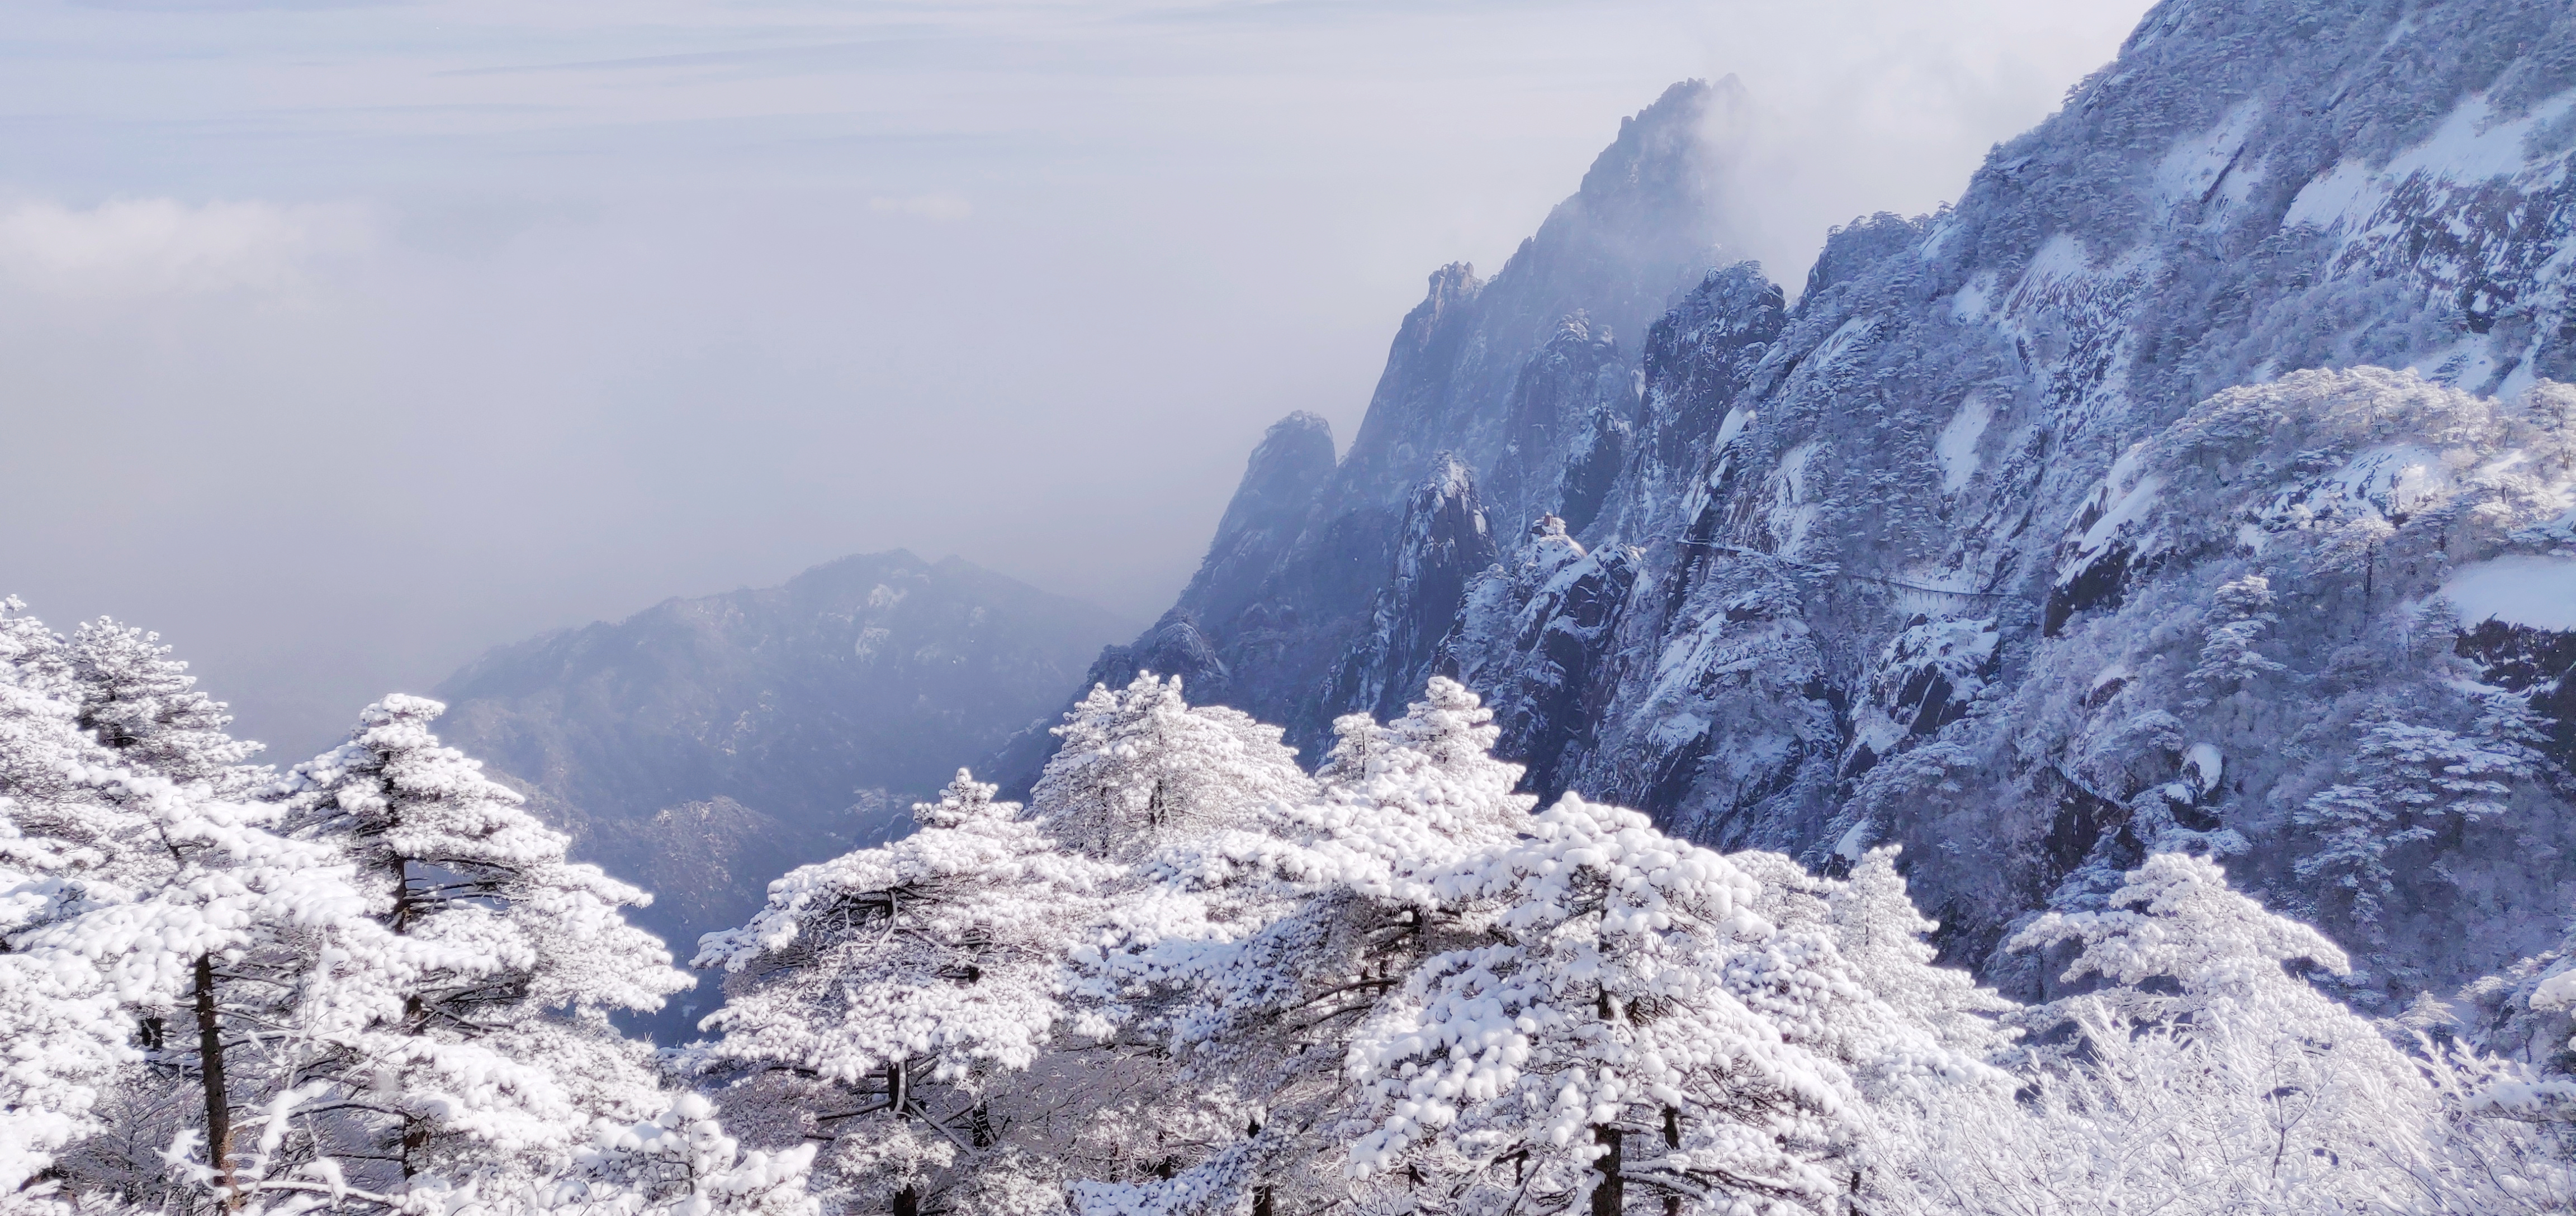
[1053,0,2576,1006]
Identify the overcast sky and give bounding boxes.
[0,0,2153,759]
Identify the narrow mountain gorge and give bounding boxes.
[433,550,1128,1033]
[1026,0,2576,1009]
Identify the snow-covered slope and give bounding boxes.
[1085,0,2576,1006]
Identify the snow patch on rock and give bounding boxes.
[1936,394,1992,494]
[2444,554,2576,631]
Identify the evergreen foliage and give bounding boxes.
[4,628,2575,1216]
[0,604,766,1216]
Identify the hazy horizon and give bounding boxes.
[0,0,2153,761]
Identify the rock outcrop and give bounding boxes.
[1027,0,2576,1009]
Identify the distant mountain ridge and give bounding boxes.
[435,549,1129,1034]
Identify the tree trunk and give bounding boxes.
[387,854,413,934]
[383,842,430,1178]
[885,1055,918,1214]
[1248,1109,1271,1216]
[1591,1125,1623,1216]
[1662,1107,1682,1216]
[191,954,239,1208]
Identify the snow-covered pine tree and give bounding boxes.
[1964,853,2446,1215]
[1296,676,1541,915]
[542,1093,820,1216]
[2181,574,2285,708]
[1033,674,1311,862]
[1,600,400,1214]
[1343,794,1863,1216]
[63,619,265,796]
[693,771,1112,1215]
[35,612,304,1208]
[0,604,112,871]
[1311,676,1535,856]
[0,599,73,698]
[0,602,132,1200]
[63,791,406,1214]
[1066,679,1537,1215]
[1821,847,2012,1060]
[35,615,309,1208]
[271,694,688,1198]
[2294,701,2544,934]
[1036,674,1316,1210]
[0,823,127,1208]
[1709,845,2018,1214]
[2011,849,2370,1051]
[1027,674,1319,1203]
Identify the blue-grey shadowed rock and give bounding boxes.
[434,549,1129,1040]
[1011,0,2576,1015]
[991,76,1756,790]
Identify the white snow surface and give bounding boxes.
[1936,394,1992,494]
[1833,818,1874,861]
[2441,554,2576,631]
[2062,446,2167,582]
[2284,93,2570,232]
[2184,743,2222,795]
[1715,405,1755,453]
[2152,102,2259,219]
[1950,273,1996,323]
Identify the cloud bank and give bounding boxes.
[0,0,2153,757]
[0,198,369,297]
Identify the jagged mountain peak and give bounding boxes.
[1336,79,1750,510]
[1414,260,1485,313]
[1244,409,1336,476]
[984,77,1764,786]
[1449,0,2576,1000]
[1320,450,1500,724]
[1176,410,1338,626]
[1580,77,1751,208]
[1036,0,2576,1016]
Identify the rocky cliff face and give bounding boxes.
[1011,77,1755,778]
[437,550,1127,1034]
[1052,0,2576,1009]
